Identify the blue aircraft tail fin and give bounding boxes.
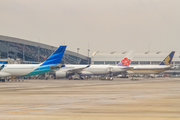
[159,51,175,65]
[41,46,66,66]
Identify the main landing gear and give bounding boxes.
[99,76,113,81]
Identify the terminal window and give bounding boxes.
[140,61,150,65]
[105,61,116,65]
[131,61,138,65]
[151,61,161,65]
[94,61,104,64]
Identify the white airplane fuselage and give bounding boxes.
[56,64,127,77]
[80,65,126,76]
[0,64,42,77]
[128,65,171,74]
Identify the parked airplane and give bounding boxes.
[128,51,175,75]
[0,46,67,82]
[55,50,134,80]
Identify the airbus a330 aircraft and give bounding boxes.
[0,46,66,82]
[55,50,134,80]
[128,51,175,75]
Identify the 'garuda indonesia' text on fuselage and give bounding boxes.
[55,50,134,78]
[0,46,66,78]
[128,51,175,74]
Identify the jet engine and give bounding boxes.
[0,72,11,77]
[56,71,74,78]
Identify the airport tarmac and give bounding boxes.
[0,78,180,120]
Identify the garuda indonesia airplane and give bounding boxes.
[0,46,66,82]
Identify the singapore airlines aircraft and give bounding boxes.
[0,46,66,82]
[55,50,134,79]
[128,51,175,74]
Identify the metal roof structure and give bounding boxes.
[0,35,90,64]
[91,51,180,64]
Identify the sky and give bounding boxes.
[0,0,180,56]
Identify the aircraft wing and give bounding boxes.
[169,65,174,70]
[67,65,90,73]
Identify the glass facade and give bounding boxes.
[0,40,53,62]
[151,61,161,65]
[175,61,180,64]
[105,61,116,65]
[131,61,139,65]
[94,61,104,64]
[140,61,150,65]
[0,40,90,64]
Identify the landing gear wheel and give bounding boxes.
[80,76,84,80]
[110,77,113,81]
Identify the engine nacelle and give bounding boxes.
[56,71,75,78]
[0,72,11,77]
[56,71,67,78]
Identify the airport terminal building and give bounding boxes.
[1,35,180,70]
[0,35,90,64]
[91,51,180,68]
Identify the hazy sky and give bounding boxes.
[0,0,180,56]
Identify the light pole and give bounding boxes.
[23,44,25,63]
[88,49,90,64]
[6,42,8,58]
[64,53,66,64]
[38,45,40,63]
[77,48,80,64]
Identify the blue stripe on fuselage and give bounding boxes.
[23,65,53,76]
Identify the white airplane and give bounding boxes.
[128,51,175,75]
[55,50,134,79]
[0,46,67,82]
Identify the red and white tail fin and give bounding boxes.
[117,50,134,67]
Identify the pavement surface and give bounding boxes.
[0,78,180,120]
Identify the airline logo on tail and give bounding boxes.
[121,57,131,66]
[117,50,134,67]
[159,51,175,65]
[163,56,171,65]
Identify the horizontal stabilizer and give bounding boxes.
[50,64,63,69]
